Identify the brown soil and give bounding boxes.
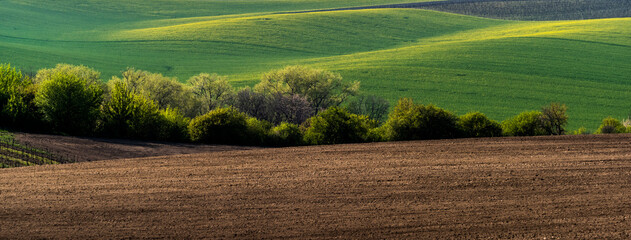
[13,132,255,162]
[1,134,631,239]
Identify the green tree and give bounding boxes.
[502,111,545,136]
[101,80,161,139]
[157,107,190,141]
[383,98,460,141]
[540,103,568,135]
[0,63,23,109]
[35,64,100,85]
[187,73,235,115]
[458,112,503,138]
[0,64,41,128]
[303,107,377,145]
[254,65,359,113]
[113,68,195,117]
[35,70,104,135]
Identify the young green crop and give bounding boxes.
[0,2,629,129]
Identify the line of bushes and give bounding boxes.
[1,62,614,147]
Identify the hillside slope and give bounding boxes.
[421,0,631,20]
[302,15,631,128]
[1,2,630,128]
[1,134,631,238]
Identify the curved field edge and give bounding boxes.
[1,134,630,238]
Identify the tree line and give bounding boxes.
[0,62,617,147]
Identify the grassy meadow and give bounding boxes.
[1,0,630,129]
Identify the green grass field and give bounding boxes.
[1,0,630,129]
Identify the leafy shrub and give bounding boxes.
[303,107,378,145]
[0,64,23,109]
[245,117,273,146]
[383,98,460,141]
[157,107,190,142]
[367,125,388,142]
[458,112,503,138]
[101,79,190,141]
[596,117,626,134]
[0,64,41,129]
[188,107,249,145]
[540,102,568,135]
[502,111,546,136]
[101,80,161,139]
[269,122,304,146]
[570,126,590,135]
[35,67,104,135]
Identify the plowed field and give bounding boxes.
[1,134,631,239]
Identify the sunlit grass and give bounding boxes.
[0,0,629,129]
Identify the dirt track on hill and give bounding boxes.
[2,134,631,239]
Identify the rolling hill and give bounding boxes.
[420,0,631,20]
[1,0,630,129]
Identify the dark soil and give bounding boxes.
[14,133,255,162]
[1,134,631,239]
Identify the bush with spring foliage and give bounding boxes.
[35,66,104,135]
[102,75,191,141]
[156,107,190,142]
[595,117,627,134]
[0,64,41,129]
[570,126,590,135]
[502,111,546,136]
[101,80,161,139]
[188,107,249,145]
[303,107,378,145]
[269,122,304,146]
[383,98,460,141]
[113,68,196,117]
[458,112,503,138]
[0,64,24,111]
[244,117,273,146]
